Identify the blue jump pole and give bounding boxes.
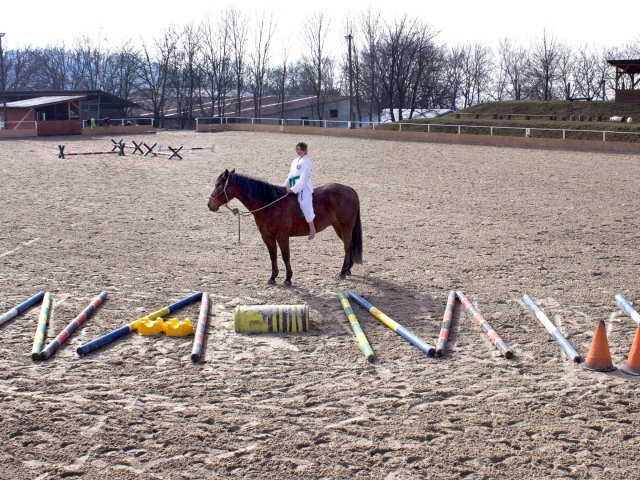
[76,292,202,357]
[522,295,581,363]
[0,292,46,326]
[347,291,435,357]
[614,294,640,325]
[76,324,133,357]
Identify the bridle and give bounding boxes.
[209,176,239,214]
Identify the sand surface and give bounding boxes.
[1,130,639,479]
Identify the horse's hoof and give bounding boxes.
[339,273,347,280]
[267,278,276,285]
[284,279,292,287]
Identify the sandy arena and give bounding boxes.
[1,130,639,479]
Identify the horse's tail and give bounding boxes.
[351,208,363,264]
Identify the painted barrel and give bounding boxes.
[233,304,309,333]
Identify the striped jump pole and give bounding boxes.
[38,291,108,361]
[58,144,124,159]
[615,294,640,325]
[522,295,581,363]
[0,291,45,327]
[347,291,435,357]
[436,291,457,356]
[190,293,210,363]
[456,290,513,359]
[77,292,202,357]
[31,292,52,361]
[338,293,376,363]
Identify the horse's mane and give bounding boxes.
[231,172,288,205]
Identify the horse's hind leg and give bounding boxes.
[262,234,279,284]
[333,223,352,279]
[276,235,293,286]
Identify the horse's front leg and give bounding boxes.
[262,233,279,284]
[276,234,293,286]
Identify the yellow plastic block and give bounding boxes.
[131,318,166,335]
[165,317,193,336]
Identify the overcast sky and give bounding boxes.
[2,0,638,58]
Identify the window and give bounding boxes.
[330,109,339,118]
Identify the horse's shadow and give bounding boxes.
[283,274,462,356]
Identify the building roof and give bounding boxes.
[607,59,640,75]
[5,90,138,109]
[6,95,87,109]
[136,94,350,118]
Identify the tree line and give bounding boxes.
[3,9,639,127]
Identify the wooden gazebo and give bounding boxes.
[607,59,640,103]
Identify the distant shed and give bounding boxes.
[607,59,640,103]
[1,90,142,137]
[5,95,85,135]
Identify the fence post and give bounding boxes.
[603,131,606,142]
[399,123,402,132]
[562,129,565,140]
[458,125,461,135]
[490,126,493,136]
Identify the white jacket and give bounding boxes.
[284,155,314,194]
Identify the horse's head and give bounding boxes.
[208,168,235,212]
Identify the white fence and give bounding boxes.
[195,116,640,143]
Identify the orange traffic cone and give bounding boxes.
[582,320,616,372]
[620,325,640,376]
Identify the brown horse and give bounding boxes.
[208,169,362,285]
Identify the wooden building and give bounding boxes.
[2,90,139,136]
[5,95,85,135]
[607,59,640,103]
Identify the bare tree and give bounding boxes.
[555,44,574,100]
[572,44,601,100]
[138,28,177,128]
[595,48,614,100]
[301,12,335,120]
[106,43,142,107]
[405,28,440,118]
[358,9,382,122]
[498,37,528,100]
[247,11,276,118]
[169,23,201,128]
[443,45,465,109]
[459,45,475,108]
[528,30,563,100]
[229,9,249,116]
[200,13,231,117]
[372,16,439,121]
[460,42,493,106]
[74,36,112,90]
[269,44,290,119]
[32,45,72,89]
[5,46,40,89]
